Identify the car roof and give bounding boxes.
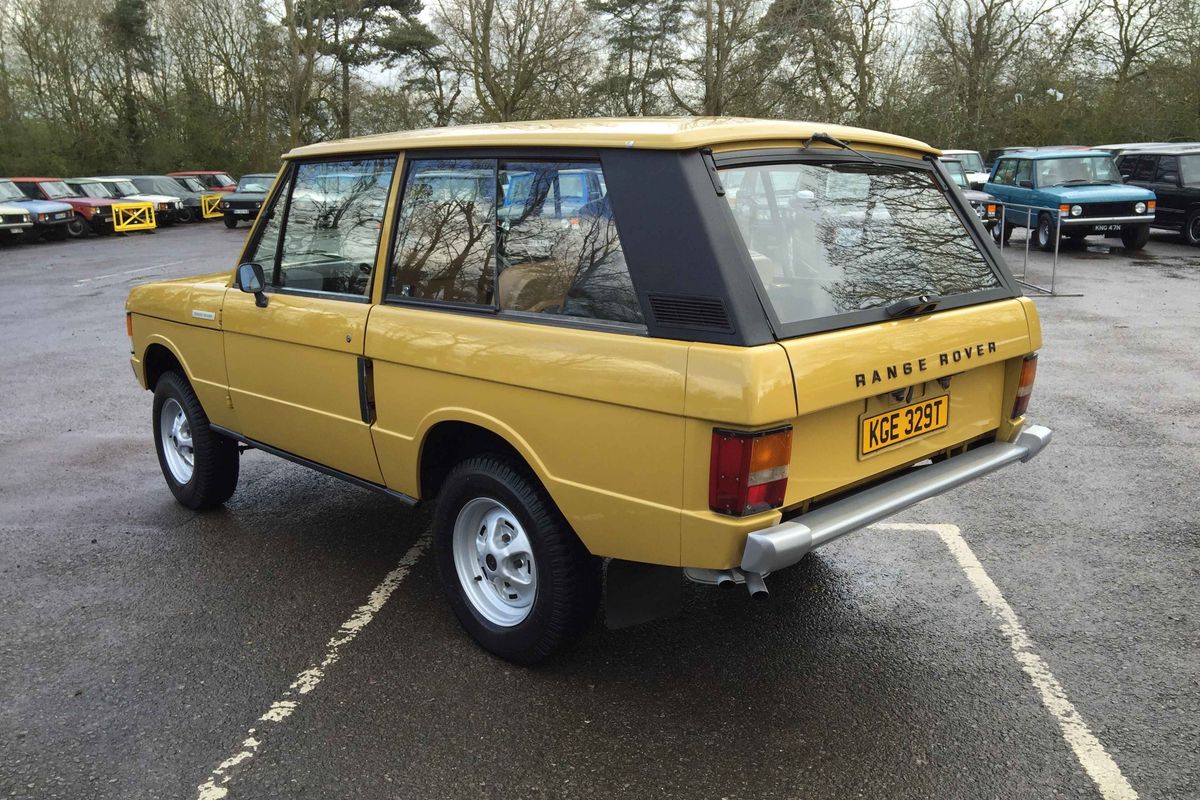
[940,149,980,155]
[168,170,229,175]
[1000,149,1111,160]
[9,177,63,182]
[1115,146,1200,156]
[286,116,939,160]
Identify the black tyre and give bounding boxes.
[177,207,197,223]
[1035,213,1056,252]
[1183,210,1200,247]
[1120,223,1150,251]
[223,215,238,229]
[433,455,601,665]
[65,215,89,239]
[992,221,1013,245]
[152,370,239,510]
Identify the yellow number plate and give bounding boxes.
[860,395,950,456]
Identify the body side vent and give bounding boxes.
[647,293,734,333]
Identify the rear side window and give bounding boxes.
[720,161,1001,326]
[390,157,642,325]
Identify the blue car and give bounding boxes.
[0,179,74,240]
[985,150,1156,251]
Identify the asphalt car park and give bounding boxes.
[1,224,1197,799]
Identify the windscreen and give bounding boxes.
[957,152,985,172]
[38,181,74,199]
[213,173,236,187]
[106,180,139,196]
[72,182,108,198]
[942,160,969,188]
[0,181,24,201]
[238,176,272,192]
[1037,156,1120,186]
[721,161,1001,326]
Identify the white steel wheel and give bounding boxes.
[452,497,537,627]
[159,397,194,484]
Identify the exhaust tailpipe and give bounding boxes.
[743,571,769,600]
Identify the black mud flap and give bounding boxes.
[604,560,683,630]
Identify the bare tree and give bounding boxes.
[433,0,595,121]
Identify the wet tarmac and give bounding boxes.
[1,224,1197,799]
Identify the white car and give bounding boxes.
[1,202,33,239]
[940,149,990,188]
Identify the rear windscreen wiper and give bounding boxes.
[804,132,880,165]
[885,295,940,318]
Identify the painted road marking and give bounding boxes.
[195,535,429,800]
[877,523,1138,800]
[74,259,190,286]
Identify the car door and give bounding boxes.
[222,155,399,483]
[1004,159,1038,227]
[1150,154,1183,228]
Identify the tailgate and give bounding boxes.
[776,298,1038,507]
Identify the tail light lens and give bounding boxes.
[709,426,792,516]
[1012,354,1038,418]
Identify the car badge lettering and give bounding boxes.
[855,341,997,387]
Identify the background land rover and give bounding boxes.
[0,202,33,238]
[219,173,276,228]
[1115,147,1200,246]
[107,175,206,223]
[0,178,73,239]
[125,118,1049,664]
[985,150,1156,251]
[11,177,118,238]
[75,177,185,224]
[941,157,1000,229]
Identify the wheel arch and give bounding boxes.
[416,412,554,504]
[141,337,193,391]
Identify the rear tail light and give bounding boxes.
[1011,354,1038,418]
[709,426,792,516]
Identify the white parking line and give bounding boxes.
[195,534,429,800]
[877,523,1139,800]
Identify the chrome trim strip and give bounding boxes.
[740,424,1052,574]
[1060,215,1154,225]
[209,424,417,505]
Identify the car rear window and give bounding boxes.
[720,161,1002,327]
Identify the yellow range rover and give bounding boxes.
[126,118,1050,664]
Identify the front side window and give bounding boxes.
[993,159,1017,185]
[251,157,396,298]
[1132,156,1156,181]
[720,161,1001,326]
[1155,155,1180,184]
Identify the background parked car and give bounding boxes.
[105,175,206,222]
[0,179,73,240]
[83,177,185,225]
[985,149,1156,251]
[940,157,1001,230]
[168,170,236,192]
[940,149,990,187]
[1117,147,1200,246]
[219,173,275,228]
[11,177,118,238]
[0,201,33,241]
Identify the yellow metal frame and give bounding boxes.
[200,194,223,219]
[112,202,156,232]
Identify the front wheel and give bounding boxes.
[1183,210,1200,247]
[152,371,239,510]
[65,215,89,239]
[223,215,238,229]
[992,221,1013,245]
[177,207,196,224]
[434,455,601,664]
[1036,213,1057,251]
[1120,223,1150,251]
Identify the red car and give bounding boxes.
[10,177,119,238]
[167,170,236,192]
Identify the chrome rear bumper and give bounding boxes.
[740,425,1052,574]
